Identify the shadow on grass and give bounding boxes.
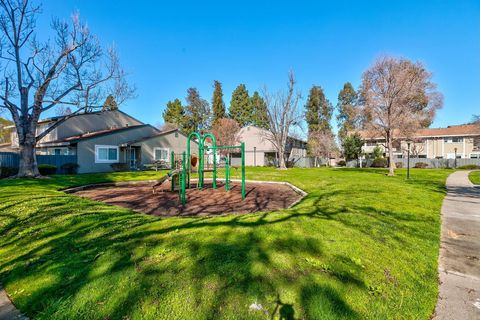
[0,189,368,319]
[0,169,446,319]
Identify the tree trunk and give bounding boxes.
[387,133,395,176]
[279,156,287,169]
[278,148,287,170]
[17,138,40,177]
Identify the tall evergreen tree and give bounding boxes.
[229,84,253,127]
[212,80,226,123]
[250,91,269,128]
[305,85,333,133]
[305,85,333,157]
[185,88,211,134]
[163,98,186,130]
[336,82,359,143]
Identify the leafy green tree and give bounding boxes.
[185,88,211,134]
[212,80,226,124]
[305,85,333,133]
[229,84,253,126]
[372,146,384,159]
[250,91,269,128]
[337,82,358,144]
[342,133,363,161]
[163,98,186,130]
[0,117,13,144]
[305,86,334,156]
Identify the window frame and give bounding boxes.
[444,137,464,143]
[95,145,119,163]
[153,147,170,161]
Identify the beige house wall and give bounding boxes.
[366,135,480,159]
[236,126,307,166]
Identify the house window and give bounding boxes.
[154,148,169,161]
[446,153,462,159]
[444,137,463,143]
[95,145,119,163]
[48,147,69,155]
[470,153,480,159]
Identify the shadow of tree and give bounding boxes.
[0,169,448,319]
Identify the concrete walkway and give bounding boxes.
[0,286,27,320]
[434,171,480,320]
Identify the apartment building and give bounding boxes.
[360,124,480,159]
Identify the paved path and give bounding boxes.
[0,285,27,320]
[434,170,480,320]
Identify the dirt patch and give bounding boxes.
[72,181,303,217]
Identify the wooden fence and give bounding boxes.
[0,152,77,174]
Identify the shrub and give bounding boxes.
[38,164,57,175]
[457,164,480,170]
[395,162,403,168]
[0,166,18,178]
[111,163,129,172]
[371,158,387,168]
[414,162,428,169]
[337,160,346,167]
[372,146,384,159]
[61,162,80,174]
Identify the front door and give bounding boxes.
[129,148,136,169]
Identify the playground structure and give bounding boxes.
[153,131,246,205]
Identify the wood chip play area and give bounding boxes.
[72,180,302,216]
[69,131,304,217]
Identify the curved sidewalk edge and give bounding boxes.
[433,170,480,320]
[0,285,28,320]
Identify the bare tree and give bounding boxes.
[261,71,302,169]
[308,129,337,167]
[359,56,443,175]
[210,117,240,156]
[473,115,480,127]
[403,138,425,157]
[0,0,135,177]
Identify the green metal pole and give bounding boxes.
[181,151,186,205]
[199,142,204,189]
[170,151,175,191]
[213,145,217,189]
[241,142,245,199]
[225,156,230,192]
[187,132,201,189]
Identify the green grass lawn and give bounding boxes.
[469,171,480,185]
[0,168,451,319]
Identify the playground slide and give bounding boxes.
[151,169,182,194]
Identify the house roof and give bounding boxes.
[241,125,308,144]
[416,124,480,137]
[5,109,146,129]
[120,128,182,146]
[358,123,480,140]
[38,124,154,147]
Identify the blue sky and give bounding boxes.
[34,1,480,132]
